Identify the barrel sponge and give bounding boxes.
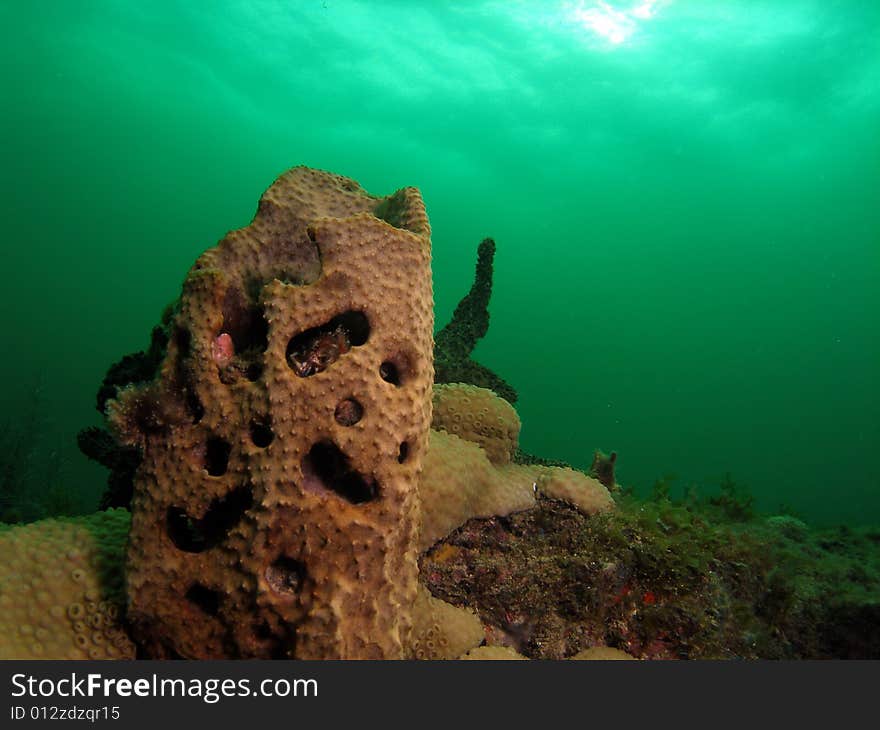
[460,646,529,660]
[418,430,536,551]
[0,510,134,660]
[432,383,520,465]
[409,585,484,659]
[537,467,615,516]
[112,167,434,659]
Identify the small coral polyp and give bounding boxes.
[109,166,434,659]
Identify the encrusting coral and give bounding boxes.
[418,429,538,551]
[409,584,485,660]
[0,510,134,659]
[421,383,614,552]
[431,383,520,465]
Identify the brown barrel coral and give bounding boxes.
[109,167,434,659]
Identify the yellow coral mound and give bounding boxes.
[432,383,520,465]
[537,467,614,516]
[0,510,134,660]
[409,585,484,659]
[460,646,528,660]
[418,430,536,550]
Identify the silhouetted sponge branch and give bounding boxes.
[433,238,517,404]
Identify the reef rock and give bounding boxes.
[108,167,434,659]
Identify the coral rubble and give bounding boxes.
[422,496,880,659]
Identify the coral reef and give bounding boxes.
[421,383,613,550]
[434,238,517,404]
[9,165,876,663]
[421,496,880,659]
[536,467,615,516]
[461,646,528,660]
[409,584,484,659]
[108,166,434,659]
[418,429,538,551]
[0,510,133,659]
[431,383,520,465]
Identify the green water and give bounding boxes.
[1,1,877,525]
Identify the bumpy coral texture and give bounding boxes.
[110,166,434,659]
[432,383,520,465]
[0,510,133,659]
[409,585,484,659]
[418,430,537,551]
[536,467,614,515]
[460,646,529,660]
[420,384,613,552]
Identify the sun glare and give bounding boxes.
[567,0,663,46]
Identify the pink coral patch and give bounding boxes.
[211,333,235,367]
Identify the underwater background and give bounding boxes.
[1,0,877,526]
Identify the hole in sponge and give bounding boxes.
[379,361,401,386]
[185,389,204,424]
[265,557,307,596]
[301,441,379,504]
[205,437,231,476]
[334,398,363,426]
[217,287,268,383]
[380,351,414,387]
[398,442,409,464]
[185,584,221,617]
[166,485,253,553]
[286,311,369,377]
[222,288,269,354]
[250,419,274,448]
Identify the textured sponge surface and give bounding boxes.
[114,167,434,659]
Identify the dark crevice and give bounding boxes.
[222,287,269,353]
[185,388,204,423]
[286,311,369,377]
[216,287,269,384]
[301,441,379,504]
[185,584,221,617]
[244,362,264,381]
[334,398,363,426]
[254,621,291,660]
[205,437,231,476]
[265,557,307,596]
[250,419,274,448]
[175,327,192,358]
[166,484,253,553]
[379,360,402,386]
[398,442,409,464]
